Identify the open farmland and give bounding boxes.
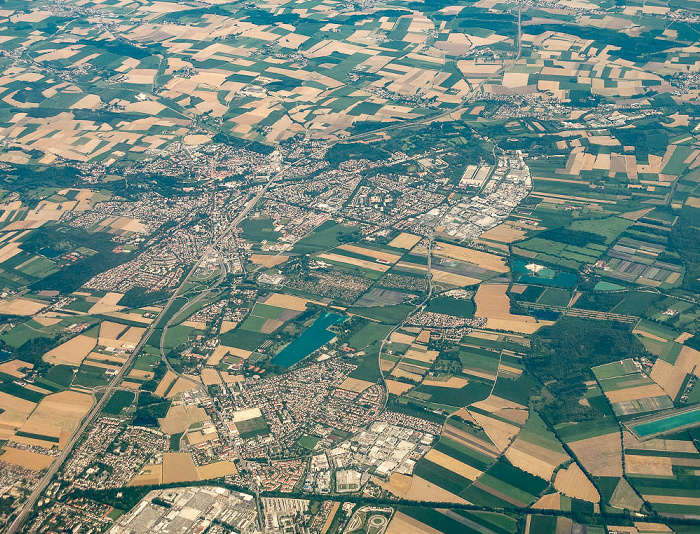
[0,0,700,531]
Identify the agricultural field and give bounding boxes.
[0,0,700,531]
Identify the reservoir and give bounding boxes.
[272,312,346,368]
[630,406,700,438]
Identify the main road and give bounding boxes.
[5,172,277,534]
[7,8,525,530]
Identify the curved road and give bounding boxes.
[7,8,524,531]
[5,178,275,534]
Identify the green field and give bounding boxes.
[235,416,270,440]
[103,390,135,415]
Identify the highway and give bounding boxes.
[6,8,525,530]
[5,174,276,534]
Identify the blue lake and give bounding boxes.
[512,260,577,288]
[272,312,346,368]
[631,407,700,437]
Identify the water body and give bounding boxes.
[631,406,700,437]
[272,312,346,368]
[512,260,577,288]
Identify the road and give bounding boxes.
[5,175,276,534]
[377,233,433,410]
[6,8,526,531]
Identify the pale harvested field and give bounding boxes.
[338,244,401,263]
[0,297,46,315]
[430,270,481,287]
[633,329,667,342]
[405,475,469,503]
[201,368,222,386]
[416,330,431,343]
[569,432,622,476]
[533,493,561,510]
[374,474,468,505]
[19,390,92,449]
[122,380,141,390]
[339,377,374,392]
[182,321,207,330]
[643,495,700,507]
[88,292,124,315]
[154,370,177,397]
[33,316,61,326]
[167,377,201,398]
[129,464,162,486]
[469,411,519,451]
[197,460,237,480]
[391,367,423,382]
[468,330,500,341]
[388,233,422,249]
[83,359,123,371]
[385,512,440,534]
[207,345,252,365]
[606,384,667,404]
[499,364,523,376]
[472,395,527,413]
[43,334,96,366]
[650,359,686,398]
[381,358,396,373]
[475,284,535,322]
[220,320,237,334]
[99,321,126,345]
[386,380,413,395]
[386,512,443,534]
[98,321,127,344]
[422,376,468,389]
[480,223,528,243]
[390,332,415,344]
[119,326,147,345]
[250,254,288,267]
[263,293,317,311]
[632,523,674,534]
[232,407,262,423]
[0,359,31,377]
[0,391,37,440]
[0,242,21,264]
[506,446,560,480]
[318,253,391,272]
[127,369,153,380]
[463,368,498,381]
[162,452,200,484]
[624,432,696,453]
[620,208,654,221]
[424,243,508,273]
[382,473,413,493]
[554,463,600,502]
[498,408,529,425]
[506,439,568,480]
[651,345,700,397]
[625,453,673,476]
[404,347,439,363]
[159,404,211,434]
[443,422,500,458]
[425,448,483,481]
[186,428,218,446]
[105,311,153,324]
[475,284,549,333]
[0,447,54,470]
[321,502,340,534]
[675,332,694,344]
